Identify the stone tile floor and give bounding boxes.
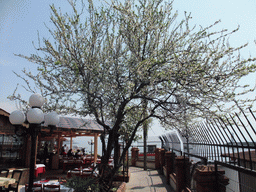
[18,166,174,191]
[126,167,174,192]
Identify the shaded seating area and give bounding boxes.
[60,154,113,173]
[0,108,107,191]
[0,108,105,170]
[37,116,105,171]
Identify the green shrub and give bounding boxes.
[65,176,99,192]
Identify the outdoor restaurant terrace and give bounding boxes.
[0,107,108,190]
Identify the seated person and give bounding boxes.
[81,148,86,156]
[75,149,81,158]
[61,144,67,155]
[67,149,73,158]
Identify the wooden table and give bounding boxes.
[35,164,46,177]
[0,177,16,189]
[62,159,84,173]
[20,180,74,192]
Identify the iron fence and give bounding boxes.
[119,141,129,182]
[160,108,256,192]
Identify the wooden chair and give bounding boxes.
[43,184,60,192]
[59,177,67,184]
[0,169,9,177]
[66,170,81,179]
[81,170,91,178]
[25,183,42,192]
[7,170,23,192]
[45,176,60,181]
[0,169,9,191]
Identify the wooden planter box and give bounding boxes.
[114,172,130,182]
[116,182,126,192]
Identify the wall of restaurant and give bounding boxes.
[0,115,15,134]
[0,114,26,168]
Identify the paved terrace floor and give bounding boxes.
[18,166,174,192]
[126,167,174,192]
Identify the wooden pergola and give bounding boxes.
[40,116,104,164]
[0,108,105,167]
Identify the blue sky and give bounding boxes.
[0,0,71,111]
[1,0,256,137]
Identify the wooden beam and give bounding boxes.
[0,109,9,116]
[40,128,102,138]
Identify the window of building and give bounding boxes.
[0,134,24,168]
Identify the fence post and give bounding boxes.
[165,151,176,185]
[175,156,191,192]
[155,148,161,169]
[193,165,229,192]
[160,149,165,174]
[131,147,139,166]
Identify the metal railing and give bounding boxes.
[160,108,256,191]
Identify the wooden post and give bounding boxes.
[155,148,161,169]
[131,148,139,166]
[57,133,61,155]
[94,133,98,164]
[193,165,229,192]
[160,149,165,174]
[175,156,191,192]
[70,137,73,149]
[25,136,31,167]
[165,151,175,185]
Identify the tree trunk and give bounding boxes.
[143,122,147,170]
[142,99,148,171]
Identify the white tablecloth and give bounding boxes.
[35,164,46,169]
[0,177,16,188]
[20,181,74,192]
[35,164,46,177]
